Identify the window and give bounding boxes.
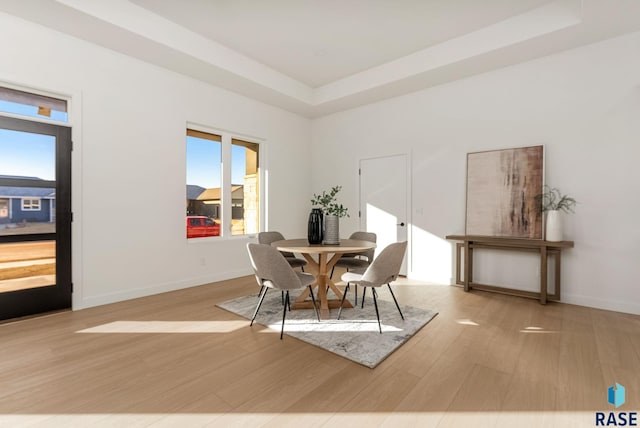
[186,127,260,238]
[0,199,8,218]
[0,86,68,122]
[22,198,41,211]
[231,138,260,236]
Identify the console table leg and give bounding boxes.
[540,246,548,304]
[464,241,471,291]
[555,250,561,300]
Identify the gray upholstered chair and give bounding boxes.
[246,243,319,339]
[258,231,307,271]
[330,231,376,304]
[338,241,407,334]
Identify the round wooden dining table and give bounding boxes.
[271,238,376,319]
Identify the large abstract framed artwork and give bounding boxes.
[465,145,544,239]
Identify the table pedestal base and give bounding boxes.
[271,239,375,320]
[293,253,353,319]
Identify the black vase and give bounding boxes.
[307,208,323,244]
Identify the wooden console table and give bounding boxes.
[445,235,574,304]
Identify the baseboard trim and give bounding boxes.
[560,293,640,316]
[75,268,253,310]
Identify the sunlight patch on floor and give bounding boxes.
[520,326,558,334]
[76,320,247,334]
[456,318,479,326]
[266,319,403,333]
[0,411,597,427]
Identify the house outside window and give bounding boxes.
[0,176,55,228]
[22,198,41,211]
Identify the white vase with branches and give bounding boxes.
[535,186,577,242]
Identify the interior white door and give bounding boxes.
[359,154,408,275]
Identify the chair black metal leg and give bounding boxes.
[354,284,358,305]
[330,266,334,278]
[258,285,265,297]
[308,285,320,321]
[251,286,268,325]
[387,284,404,320]
[280,291,289,340]
[337,284,350,320]
[281,290,284,306]
[361,287,366,308]
[372,288,382,334]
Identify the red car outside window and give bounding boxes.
[186,216,220,238]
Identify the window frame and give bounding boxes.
[0,85,69,124]
[186,123,264,240]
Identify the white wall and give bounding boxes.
[2,11,639,316]
[0,13,312,309]
[312,31,640,315]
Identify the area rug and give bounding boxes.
[217,290,438,368]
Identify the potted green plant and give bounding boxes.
[310,185,349,244]
[535,186,576,241]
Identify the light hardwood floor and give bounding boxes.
[0,275,638,427]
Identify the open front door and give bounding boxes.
[0,116,72,321]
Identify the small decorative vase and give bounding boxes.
[546,210,562,242]
[307,208,323,244]
[323,214,340,245]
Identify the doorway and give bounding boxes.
[359,154,409,275]
[0,115,72,321]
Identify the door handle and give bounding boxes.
[397,222,405,227]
